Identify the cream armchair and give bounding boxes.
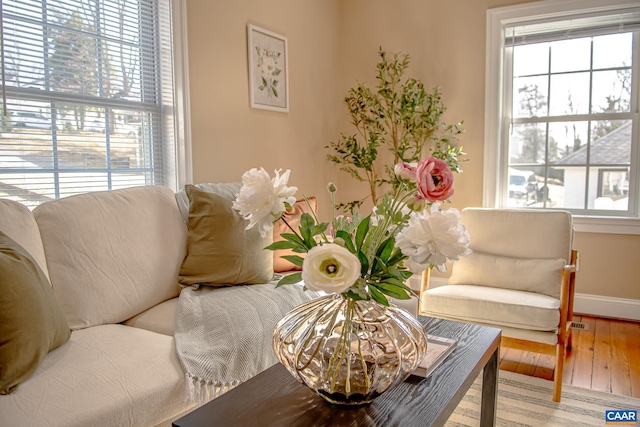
[420,208,577,402]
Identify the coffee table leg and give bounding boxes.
[480,348,498,427]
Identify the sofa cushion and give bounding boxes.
[448,251,565,298]
[33,186,187,330]
[0,198,50,279]
[0,231,71,394]
[179,185,273,286]
[0,324,195,427]
[124,297,178,336]
[420,284,560,332]
[273,197,317,272]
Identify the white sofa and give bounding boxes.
[0,185,258,426]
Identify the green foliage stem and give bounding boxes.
[326,47,466,213]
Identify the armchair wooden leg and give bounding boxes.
[553,342,566,402]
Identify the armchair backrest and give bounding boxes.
[461,208,573,260]
[448,208,573,299]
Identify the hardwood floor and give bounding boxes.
[499,315,640,398]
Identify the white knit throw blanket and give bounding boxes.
[174,282,315,403]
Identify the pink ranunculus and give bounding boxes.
[394,162,417,181]
[415,157,455,202]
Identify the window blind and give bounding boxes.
[0,0,177,208]
[504,7,640,45]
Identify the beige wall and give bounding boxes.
[335,0,640,302]
[186,0,640,301]
[186,0,343,216]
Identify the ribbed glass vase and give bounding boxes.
[272,293,427,406]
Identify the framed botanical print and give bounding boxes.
[247,24,289,112]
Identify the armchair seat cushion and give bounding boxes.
[421,284,560,332]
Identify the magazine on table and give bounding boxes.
[412,335,457,378]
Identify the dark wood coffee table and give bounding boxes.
[173,316,501,427]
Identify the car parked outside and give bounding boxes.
[508,168,539,204]
[11,111,56,130]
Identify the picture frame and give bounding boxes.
[247,24,289,112]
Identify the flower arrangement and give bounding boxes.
[232,49,471,405]
[232,158,471,304]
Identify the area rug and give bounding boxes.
[446,370,640,427]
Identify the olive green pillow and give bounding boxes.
[179,185,273,286]
[0,231,71,395]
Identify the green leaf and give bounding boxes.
[369,285,389,306]
[358,251,369,276]
[273,80,279,87]
[386,248,406,267]
[355,216,370,251]
[311,222,329,236]
[380,277,413,292]
[276,272,303,287]
[300,213,315,230]
[262,77,268,87]
[281,232,306,246]
[264,241,297,251]
[370,255,385,276]
[272,87,279,97]
[344,289,367,301]
[336,230,355,253]
[399,269,413,279]
[376,237,395,263]
[299,213,316,247]
[371,282,411,300]
[273,69,282,76]
[281,255,304,267]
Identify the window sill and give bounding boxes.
[573,216,640,235]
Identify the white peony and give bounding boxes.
[395,204,471,273]
[233,168,297,237]
[302,244,361,294]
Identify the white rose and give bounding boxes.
[395,203,471,273]
[233,168,297,237]
[302,244,361,294]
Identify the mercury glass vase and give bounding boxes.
[272,293,427,406]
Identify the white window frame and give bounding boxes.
[0,0,192,203]
[485,0,640,234]
[172,0,193,188]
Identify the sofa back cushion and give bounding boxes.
[33,186,187,329]
[0,198,50,279]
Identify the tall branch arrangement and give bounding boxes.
[327,48,465,213]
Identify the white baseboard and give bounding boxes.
[573,293,640,322]
[412,276,640,322]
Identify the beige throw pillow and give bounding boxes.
[448,250,565,298]
[179,185,273,286]
[0,231,71,395]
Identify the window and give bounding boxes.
[486,0,640,233]
[0,0,190,208]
